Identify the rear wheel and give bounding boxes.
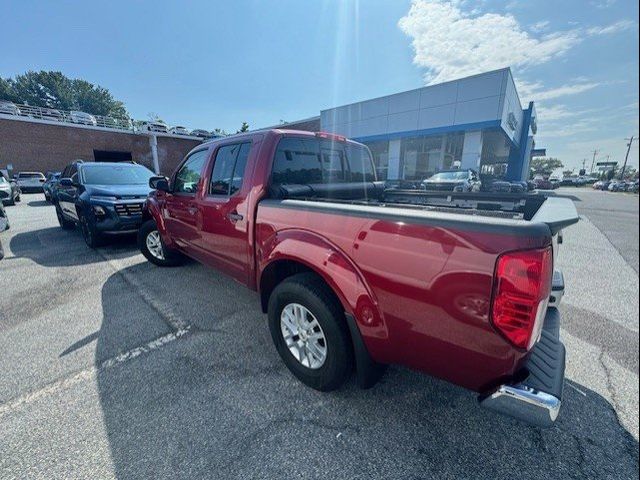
[56,204,75,230]
[138,219,184,266]
[268,273,353,391]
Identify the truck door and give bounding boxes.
[195,141,253,283]
[163,149,208,252]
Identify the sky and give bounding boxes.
[1,0,638,170]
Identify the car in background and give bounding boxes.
[608,181,627,192]
[422,169,481,192]
[0,175,21,205]
[15,171,46,193]
[43,172,61,202]
[0,100,21,116]
[0,191,9,260]
[40,108,64,122]
[190,128,210,138]
[53,161,155,247]
[549,178,561,189]
[533,177,554,190]
[592,180,604,190]
[169,126,190,136]
[137,121,169,133]
[69,111,97,126]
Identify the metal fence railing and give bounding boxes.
[1,103,134,132]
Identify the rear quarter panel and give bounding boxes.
[257,201,552,393]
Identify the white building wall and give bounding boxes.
[321,68,513,140]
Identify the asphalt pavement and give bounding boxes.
[0,191,638,479]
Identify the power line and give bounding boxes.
[589,149,599,174]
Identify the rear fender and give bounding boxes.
[259,229,389,349]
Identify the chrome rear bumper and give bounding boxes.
[480,308,565,428]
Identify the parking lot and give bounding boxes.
[0,190,638,479]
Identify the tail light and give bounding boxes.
[491,247,553,350]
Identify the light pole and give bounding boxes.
[620,136,636,180]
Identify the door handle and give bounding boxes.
[227,212,243,222]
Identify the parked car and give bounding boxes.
[69,111,97,126]
[138,121,168,133]
[481,180,512,193]
[0,100,21,116]
[0,191,9,260]
[40,108,64,122]
[608,181,628,192]
[43,172,61,202]
[0,175,21,205]
[422,169,481,192]
[190,128,210,138]
[15,171,46,192]
[533,178,554,190]
[169,126,190,136]
[138,129,579,427]
[53,161,155,247]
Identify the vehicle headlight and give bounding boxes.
[90,195,117,202]
[93,205,107,216]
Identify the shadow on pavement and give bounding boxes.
[27,200,50,207]
[93,263,639,479]
[10,227,138,267]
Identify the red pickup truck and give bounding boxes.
[138,129,578,427]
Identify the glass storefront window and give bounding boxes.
[364,140,389,180]
[480,130,513,180]
[400,132,464,180]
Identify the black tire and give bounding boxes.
[6,196,15,206]
[14,194,20,203]
[79,213,103,248]
[137,219,183,266]
[268,273,353,391]
[55,204,75,230]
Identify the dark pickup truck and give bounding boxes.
[138,129,579,427]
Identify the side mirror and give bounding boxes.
[59,178,74,187]
[149,176,170,192]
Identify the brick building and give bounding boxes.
[0,116,201,176]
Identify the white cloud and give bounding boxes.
[517,79,601,102]
[591,0,617,9]
[587,20,636,35]
[530,20,550,33]
[398,0,581,84]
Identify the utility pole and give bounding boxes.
[620,136,636,180]
[589,149,599,174]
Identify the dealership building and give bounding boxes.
[1,67,538,183]
[282,68,538,183]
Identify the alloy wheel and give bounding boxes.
[280,303,327,369]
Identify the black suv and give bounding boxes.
[53,161,155,247]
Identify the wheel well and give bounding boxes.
[260,260,333,313]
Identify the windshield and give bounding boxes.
[19,173,45,179]
[81,165,154,185]
[428,171,469,181]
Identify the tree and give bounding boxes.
[237,122,249,133]
[530,157,564,177]
[0,70,128,118]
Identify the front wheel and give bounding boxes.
[56,204,75,230]
[137,219,184,266]
[80,214,103,248]
[268,273,353,391]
